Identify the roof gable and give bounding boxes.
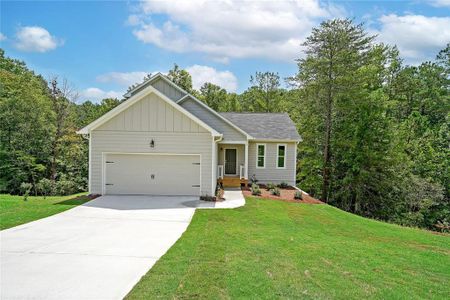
[77,84,221,136]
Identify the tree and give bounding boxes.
[199,82,227,111]
[243,72,281,112]
[167,64,193,93]
[295,19,375,201]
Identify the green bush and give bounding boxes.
[20,182,32,201]
[266,183,276,191]
[270,187,280,196]
[294,190,303,200]
[278,181,289,189]
[36,178,54,199]
[251,183,261,196]
[55,178,78,196]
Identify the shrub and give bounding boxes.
[251,183,261,196]
[294,190,303,200]
[270,187,280,196]
[200,195,216,202]
[278,181,289,189]
[215,187,224,200]
[36,178,54,199]
[55,179,77,196]
[266,182,276,191]
[20,182,33,201]
[250,174,258,184]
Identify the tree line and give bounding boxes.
[0,19,448,231]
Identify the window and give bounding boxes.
[277,144,286,168]
[256,144,265,168]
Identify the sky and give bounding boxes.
[1,0,449,102]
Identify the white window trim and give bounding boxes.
[256,143,266,169]
[276,144,287,169]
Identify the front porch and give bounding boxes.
[216,142,249,188]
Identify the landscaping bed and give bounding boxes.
[242,185,322,204]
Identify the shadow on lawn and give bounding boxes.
[53,195,95,206]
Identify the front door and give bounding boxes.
[224,148,237,175]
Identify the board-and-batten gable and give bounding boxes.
[150,77,186,102]
[179,97,247,142]
[95,93,208,133]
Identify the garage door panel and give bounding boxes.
[105,154,200,196]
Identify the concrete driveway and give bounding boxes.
[0,195,197,300]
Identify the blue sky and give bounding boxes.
[1,0,449,102]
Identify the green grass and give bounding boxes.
[0,193,91,230]
[128,197,450,299]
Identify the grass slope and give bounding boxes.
[0,193,91,230]
[128,197,449,299]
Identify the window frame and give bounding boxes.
[256,143,266,169]
[276,144,287,169]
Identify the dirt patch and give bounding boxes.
[242,186,323,204]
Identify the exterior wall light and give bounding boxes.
[150,139,155,148]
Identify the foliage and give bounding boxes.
[270,187,280,196]
[266,182,276,190]
[127,198,450,299]
[251,183,261,196]
[167,64,193,93]
[278,181,289,188]
[20,183,32,201]
[0,50,120,196]
[36,178,53,199]
[199,82,227,111]
[294,190,302,200]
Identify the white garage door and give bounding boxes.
[104,154,201,196]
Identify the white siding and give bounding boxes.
[90,92,213,196]
[180,98,246,142]
[247,142,297,185]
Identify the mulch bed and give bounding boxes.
[242,186,323,204]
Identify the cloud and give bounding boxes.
[0,33,6,41]
[96,71,150,86]
[428,0,450,7]
[81,87,123,102]
[186,65,238,92]
[14,26,62,52]
[375,14,450,63]
[131,0,337,62]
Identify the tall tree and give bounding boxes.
[243,72,281,112]
[295,19,375,201]
[199,82,227,111]
[167,64,193,93]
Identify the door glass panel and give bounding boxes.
[225,149,237,174]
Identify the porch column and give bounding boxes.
[244,140,249,179]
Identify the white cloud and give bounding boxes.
[81,87,122,102]
[96,71,150,86]
[186,65,238,92]
[14,26,62,52]
[428,0,450,7]
[0,33,6,41]
[131,0,336,62]
[376,14,450,63]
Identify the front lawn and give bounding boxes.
[0,193,91,230]
[127,197,450,299]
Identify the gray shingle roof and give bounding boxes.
[220,112,301,141]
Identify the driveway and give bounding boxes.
[1,195,197,300]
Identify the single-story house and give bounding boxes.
[77,73,301,197]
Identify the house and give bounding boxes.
[77,73,301,197]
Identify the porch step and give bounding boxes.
[218,177,248,188]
